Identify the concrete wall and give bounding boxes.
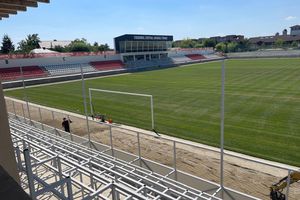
[2,69,127,89]
[168,49,215,57]
[0,82,19,184]
[0,54,121,68]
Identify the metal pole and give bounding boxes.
[173,141,177,181]
[143,185,147,197]
[67,115,73,141]
[24,149,36,199]
[110,125,114,157]
[89,160,94,190]
[22,103,26,120]
[15,146,22,171]
[89,89,94,117]
[51,110,55,121]
[20,66,32,123]
[286,170,291,200]
[137,132,142,167]
[57,157,65,196]
[38,107,44,130]
[111,181,116,200]
[80,65,91,146]
[66,177,73,200]
[12,100,16,117]
[150,96,154,130]
[220,60,225,197]
[79,170,84,197]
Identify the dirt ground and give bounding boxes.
[5,98,300,200]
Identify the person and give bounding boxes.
[62,117,72,133]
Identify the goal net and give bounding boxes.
[88,88,154,130]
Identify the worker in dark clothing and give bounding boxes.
[62,117,72,133]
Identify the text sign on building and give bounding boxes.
[133,36,169,40]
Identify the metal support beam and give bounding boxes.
[80,65,91,146]
[0,9,17,14]
[220,59,225,198]
[23,148,36,199]
[0,0,38,8]
[0,4,27,11]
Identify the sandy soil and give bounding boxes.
[5,98,300,200]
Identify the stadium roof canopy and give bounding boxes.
[0,0,49,20]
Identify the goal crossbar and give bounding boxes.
[88,88,154,130]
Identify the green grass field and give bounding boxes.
[5,58,300,166]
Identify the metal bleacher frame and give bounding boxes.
[42,63,97,76]
[9,113,259,200]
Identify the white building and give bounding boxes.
[39,40,72,49]
[290,25,300,36]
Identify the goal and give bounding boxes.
[88,88,154,130]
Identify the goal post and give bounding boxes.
[88,88,155,130]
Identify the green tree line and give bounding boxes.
[173,38,300,52]
[0,34,111,54]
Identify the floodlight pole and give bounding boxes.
[80,66,91,147]
[220,59,225,197]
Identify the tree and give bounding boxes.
[236,39,250,52]
[194,43,204,48]
[1,34,15,54]
[68,38,91,52]
[172,40,181,48]
[291,41,299,48]
[203,39,216,48]
[274,39,284,48]
[98,43,110,51]
[51,45,65,52]
[215,42,226,52]
[181,39,197,48]
[93,42,99,47]
[227,42,238,52]
[18,34,41,53]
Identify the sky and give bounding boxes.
[0,0,299,48]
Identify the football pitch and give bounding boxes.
[5,58,300,166]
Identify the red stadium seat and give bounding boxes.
[90,60,125,71]
[0,66,47,81]
[185,54,207,60]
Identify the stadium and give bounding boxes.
[0,1,300,200]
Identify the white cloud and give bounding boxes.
[285,16,297,21]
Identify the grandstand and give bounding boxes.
[42,63,96,76]
[8,111,259,200]
[0,34,220,83]
[90,60,125,71]
[171,55,192,63]
[226,49,300,58]
[126,57,174,68]
[186,54,207,60]
[0,66,47,81]
[0,47,220,84]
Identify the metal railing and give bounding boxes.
[10,116,223,200]
[5,97,300,200]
